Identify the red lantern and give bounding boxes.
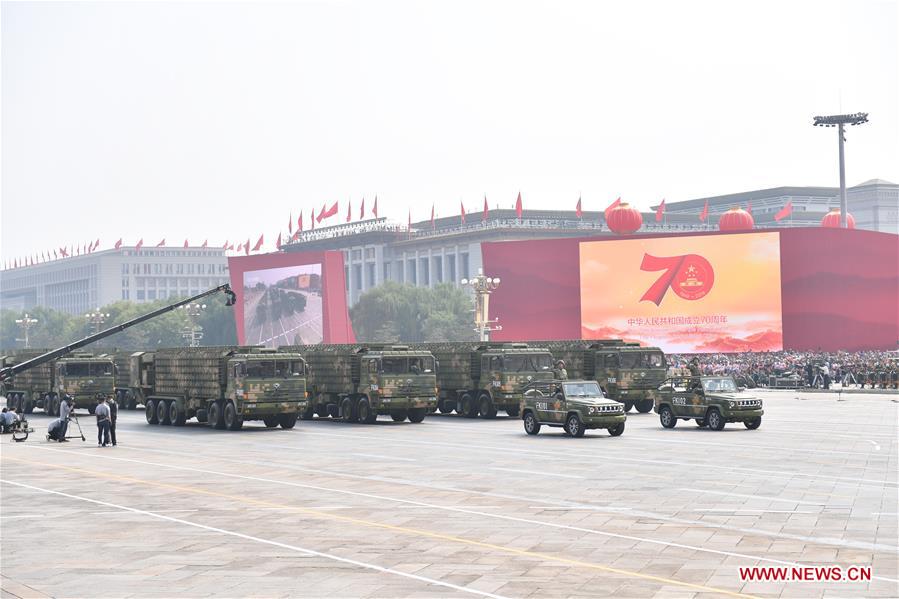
[606,203,643,234]
[717,207,754,232]
[821,208,855,229]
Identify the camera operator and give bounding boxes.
[58,396,72,442]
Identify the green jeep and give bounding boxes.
[521,380,626,438]
[655,375,764,431]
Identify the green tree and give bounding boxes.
[350,282,476,343]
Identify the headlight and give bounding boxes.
[729,401,735,408]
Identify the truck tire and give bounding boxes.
[169,401,185,426]
[478,394,497,419]
[623,400,634,413]
[407,408,426,423]
[278,413,297,429]
[208,401,225,430]
[224,401,243,431]
[157,400,171,425]
[299,404,315,420]
[263,416,279,428]
[24,398,34,414]
[357,398,377,424]
[460,393,478,418]
[505,405,520,418]
[52,396,61,417]
[608,421,625,437]
[390,410,408,422]
[744,416,762,430]
[340,397,358,423]
[659,405,676,428]
[146,399,158,424]
[635,399,654,413]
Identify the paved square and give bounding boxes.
[2,390,897,598]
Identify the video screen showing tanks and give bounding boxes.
[242,264,323,347]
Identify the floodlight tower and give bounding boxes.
[812,112,869,228]
[85,308,111,335]
[461,268,502,342]
[15,314,39,349]
[179,302,207,347]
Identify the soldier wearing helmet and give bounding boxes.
[553,360,568,380]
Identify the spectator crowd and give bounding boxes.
[667,350,898,389]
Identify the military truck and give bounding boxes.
[2,350,116,416]
[423,342,554,418]
[521,379,626,437]
[538,340,667,413]
[137,346,307,430]
[655,375,763,430]
[289,344,437,423]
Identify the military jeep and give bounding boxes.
[655,375,763,431]
[520,380,626,437]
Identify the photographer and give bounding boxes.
[58,396,72,442]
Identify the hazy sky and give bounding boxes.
[2,0,897,259]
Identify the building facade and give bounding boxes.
[0,246,230,315]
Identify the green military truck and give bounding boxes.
[521,379,626,437]
[289,344,437,423]
[655,374,764,430]
[538,340,667,413]
[423,342,554,418]
[2,350,116,416]
[137,346,307,430]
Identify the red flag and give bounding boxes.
[236,242,243,252]
[222,240,229,250]
[114,238,122,250]
[201,240,208,248]
[316,203,326,223]
[276,232,282,250]
[94,238,100,251]
[318,201,338,221]
[483,196,488,222]
[298,212,303,231]
[430,204,435,229]
[515,192,523,219]
[60,247,68,257]
[252,234,263,252]
[244,238,250,255]
[372,196,378,218]
[76,245,80,256]
[655,199,666,222]
[227,243,235,250]
[699,200,709,222]
[135,239,144,251]
[576,197,582,218]
[774,201,793,222]
[604,197,621,220]
[461,202,466,224]
[156,238,165,247]
[360,197,365,220]
[346,199,352,223]
[291,231,299,242]
[183,239,189,248]
[289,212,293,234]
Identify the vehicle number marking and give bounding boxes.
[492,380,501,388]
[607,377,617,384]
[536,402,549,411]
[673,397,688,405]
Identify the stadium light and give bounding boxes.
[461,268,502,342]
[812,112,869,228]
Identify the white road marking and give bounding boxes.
[868,440,882,451]
[488,467,584,479]
[678,488,830,507]
[0,478,510,599]
[529,506,632,511]
[627,435,885,457]
[352,452,416,462]
[692,509,817,514]
[17,442,899,575]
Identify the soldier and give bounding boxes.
[688,357,701,377]
[553,360,568,380]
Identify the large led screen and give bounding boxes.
[579,233,783,352]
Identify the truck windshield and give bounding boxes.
[702,378,737,392]
[64,363,90,376]
[619,352,665,369]
[245,360,304,378]
[563,382,603,397]
[89,362,114,376]
[382,356,435,374]
[503,353,553,372]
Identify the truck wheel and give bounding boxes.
[407,408,426,423]
[436,399,453,414]
[390,410,408,422]
[299,404,315,420]
[744,416,761,430]
[565,413,586,438]
[146,399,158,424]
[623,400,634,413]
[24,399,34,414]
[523,411,541,435]
[340,397,358,423]
[635,399,653,413]
[608,421,625,437]
[263,416,279,428]
[52,396,61,417]
[357,398,377,424]
[478,394,497,419]
[278,413,297,429]
[88,403,96,416]
[157,400,171,425]
[169,401,185,426]
[316,406,330,419]
[659,405,676,428]
[505,405,520,418]
[460,393,478,418]
[706,408,726,431]
[208,402,225,430]
[224,402,243,431]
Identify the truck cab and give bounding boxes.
[227,351,308,426]
[474,346,554,417]
[355,348,438,423]
[521,379,626,437]
[56,354,116,413]
[590,343,667,413]
[655,375,763,431]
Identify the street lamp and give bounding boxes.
[178,303,206,347]
[85,309,110,335]
[15,313,39,348]
[461,268,502,342]
[813,112,869,228]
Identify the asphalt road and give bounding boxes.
[1,390,897,598]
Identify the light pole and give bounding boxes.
[813,112,869,228]
[461,268,502,342]
[15,313,39,349]
[179,303,206,347]
[85,309,111,335]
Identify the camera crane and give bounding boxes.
[0,283,237,384]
